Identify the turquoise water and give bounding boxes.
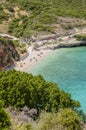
[29,47,86,112]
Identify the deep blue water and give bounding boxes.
[29,47,86,112]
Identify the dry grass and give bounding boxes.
[14,6,19,12]
[0,24,8,33]
[0,0,6,3]
[19,10,28,16]
[57,16,86,28]
[3,9,11,14]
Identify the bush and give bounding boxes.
[0,100,11,130]
[0,12,8,20]
[0,70,80,113]
[9,7,15,12]
[74,34,86,41]
[6,0,86,37]
[35,109,83,130]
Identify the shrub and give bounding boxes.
[74,34,86,41]
[6,0,86,37]
[35,109,83,130]
[0,100,11,130]
[0,70,80,113]
[9,7,15,12]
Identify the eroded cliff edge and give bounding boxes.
[0,37,20,70]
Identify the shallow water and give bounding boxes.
[29,47,86,112]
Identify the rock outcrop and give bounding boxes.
[0,37,20,70]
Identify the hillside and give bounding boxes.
[0,70,84,130]
[0,37,20,70]
[1,1,86,130]
[0,0,86,38]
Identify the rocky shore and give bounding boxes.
[51,40,86,49]
[1,27,86,71]
[28,27,86,50]
[32,36,86,50]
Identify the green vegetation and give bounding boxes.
[74,34,86,41]
[0,36,27,55]
[0,100,11,130]
[8,0,86,18]
[1,0,86,37]
[12,123,32,130]
[0,70,84,130]
[0,3,9,21]
[0,70,80,112]
[0,36,13,45]
[34,109,83,130]
[1,1,86,129]
[11,109,83,130]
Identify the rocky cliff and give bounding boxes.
[0,37,20,70]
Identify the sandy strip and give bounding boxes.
[15,34,81,73]
[15,48,53,72]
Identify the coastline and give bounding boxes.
[1,27,86,72]
[15,48,53,72]
[15,37,86,72]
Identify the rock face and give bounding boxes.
[0,37,20,70]
[7,106,37,124]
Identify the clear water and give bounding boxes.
[29,47,86,112]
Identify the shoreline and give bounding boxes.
[1,27,86,71]
[15,49,53,72]
[15,38,86,72]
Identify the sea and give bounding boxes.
[29,47,86,112]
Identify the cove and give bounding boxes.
[29,47,86,112]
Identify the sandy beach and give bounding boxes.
[15,27,86,73]
[15,46,53,72]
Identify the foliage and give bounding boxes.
[11,109,83,130]
[74,34,86,41]
[0,100,11,130]
[77,109,86,123]
[13,40,20,46]
[0,70,80,113]
[0,70,84,129]
[12,123,32,130]
[57,108,83,130]
[8,7,15,12]
[0,3,9,21]
[34,109,83,130]
[3,0,86,37]
[0,36,14,45]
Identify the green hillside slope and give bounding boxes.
[0,0,86,37]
